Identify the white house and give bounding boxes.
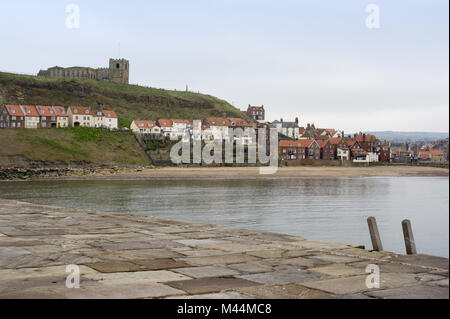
[203,117,230,141]
[171,119,192,140]
[130,120,161,135]
[19,105,40,128]
[53,106,69,128]
[102,110,118,130]
[68,106,94,127]
[353,152,379,163]
[337,148,350,161]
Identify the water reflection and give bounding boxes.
[0,177,448,257]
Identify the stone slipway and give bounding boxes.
[0,199,448,299]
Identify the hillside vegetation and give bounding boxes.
[0,127,150,167]
[0,72,251,127]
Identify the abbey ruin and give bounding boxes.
[37,58,129,84]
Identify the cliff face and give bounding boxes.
[0,72,251,126]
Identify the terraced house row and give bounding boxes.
[279,133,391,163]
[130,117,253,142]
[0,105,118,130]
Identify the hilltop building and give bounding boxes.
[244,105,265,121]
[37,58,129,84]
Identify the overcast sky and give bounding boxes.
[0,0,448,132]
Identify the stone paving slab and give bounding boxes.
[348,261,427,274]
[84,270,191,285]
[309,264,366,277]
[301,273,418,295]
[167,291,250,299]
[0,199,448,299]
[178,253,260,266]
[365,285,449,299]
[238,269,332,285]
[389,254,449,271]
[233,283,330,299]
[173,266,240,278]
[166,277,261,294]
[228,262,273,274]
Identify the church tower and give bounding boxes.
[109,58,129,84]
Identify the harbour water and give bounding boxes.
[0,176,448,257]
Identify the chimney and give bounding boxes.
[280,118,283,122]
[342,131,344,138]
[295,117,299,124]
[363,134,366,142]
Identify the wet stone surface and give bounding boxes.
[0,199,448,299]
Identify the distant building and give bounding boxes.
[36,105,57,128]
[102,110,118,130]
[431,150,445,163]
[53,106,69,128]
[131,120,161,135]
[20,105,40,128]
[279,139,320,160]
[272,118,301,139]
[376,142,391,163]
[68,106,94,128]
[38,58,130,85]
[245,105,265,121]
[316,139,334,160]
[0,105,24,128]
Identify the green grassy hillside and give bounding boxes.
[0,72,251,127]
[0,127,150,166]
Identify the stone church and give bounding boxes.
[37,58,129,84]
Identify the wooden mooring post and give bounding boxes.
[402,219,417,255]
[367,216,383,251]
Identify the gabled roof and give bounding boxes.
[157,119,173,127]
[432,150,444,156]
[247,105,264,111]
[316,139,330,148]
[279,139,315,148]
[133,120,157,129]
[227,118,252,127]
[171,119,190,124]
[347,140,359,147]
[356,134,376,142]
[36,105,56,117]
[52,106,68,117]
[329,137,344,145]
[69,106,94,116]
[204,117,230,127]
[4,105,24,116]
[102,110,117,118]
[279,140,296,148]
[20,105,39,117]
[296,139,315,148]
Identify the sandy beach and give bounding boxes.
[37,165,449,181]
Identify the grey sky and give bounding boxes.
[0,0,448,132]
